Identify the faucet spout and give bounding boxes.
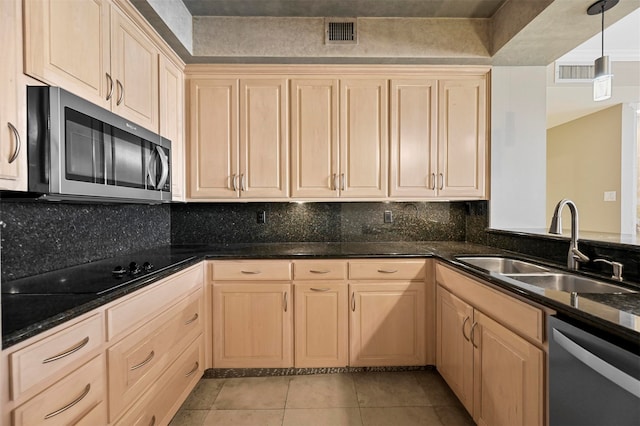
[549,199,589,270]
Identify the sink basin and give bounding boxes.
[456,256,549,274]
[504,273,637,294]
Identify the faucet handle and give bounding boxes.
[594,258,624,281]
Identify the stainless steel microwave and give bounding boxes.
[27,86,171,203]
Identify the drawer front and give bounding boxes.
[108,289,203,420]
[293,260,347,280]
[349,260,426,280]
[12,354,106,426]
[115,336,204,426]
[106,263,203,340]
[436,263,544,344]
[10,313,104,401]
[213,260,292,281]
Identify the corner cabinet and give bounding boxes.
[188,78,289,200]
[24,0,160,132]
[436,262,544,426]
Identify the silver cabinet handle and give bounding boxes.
[184,313,199,325]
[552,328,640,398]
[185,362,199,377]
[240,173,246,191]
[283,291,288,312]
[431,173,436,190]
[241,270,261,275]
[377,269,398,274]
[7,122,21,164]
[310,270,330,274]
[462,317,470,342]
[130,350,155,371]
[438,173,444,190]
[105,73,114,101]
[42,337,89,364]
[310,287,330,292]
[470,322,478,348]
[116,80,124,106]
[231,174,238,191]
[44,384,91,419]
[351,292,356,311]
[340,173,345,191]
[332,173,338,191]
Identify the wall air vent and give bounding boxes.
[325,18,357,44]
[555,62,595,83]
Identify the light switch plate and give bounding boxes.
[384,210,393,223]
[604,191,617,201]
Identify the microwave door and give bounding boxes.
[64,109,106,185]
[109,127,146,189]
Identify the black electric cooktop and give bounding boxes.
[2,248,198,295]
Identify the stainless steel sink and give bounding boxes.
[504,273,637,294]
[456,256,549,274]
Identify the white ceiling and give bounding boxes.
[547,9,640,128]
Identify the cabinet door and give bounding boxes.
[239,79,289,198]
[349,282,425,366]
[213,283,293,368]
[438,77,487,198]
[0,0,26,189]
[188,79,239,199]
[110,7,159,132]
[294,282,348,368]
[23,0,111,108]
[390,79,438,198]
[290,79,339,198]
[159,55,185,201]
[473,311,543,426]
[436,285,474,414]
[340,79,388,198]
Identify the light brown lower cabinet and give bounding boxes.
[436,263,544,426]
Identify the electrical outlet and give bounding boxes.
[604,191,617,202]
[257,211,266,224]
[384,210,393,223]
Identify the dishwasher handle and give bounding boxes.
[552,328,640,399]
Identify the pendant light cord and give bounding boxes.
[601,1,605,57]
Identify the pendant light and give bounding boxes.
[587,0,618,101]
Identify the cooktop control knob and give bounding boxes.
[112,265,127,277]
[129,262,141,275]
[142,261,153,272]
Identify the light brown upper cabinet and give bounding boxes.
[437,77,487,198]
[390,76,488,199]
[159,55,185,201]
[291,78,388,198]
[0,0,27,190]
[188,78,288,199]
[24,0,159,132]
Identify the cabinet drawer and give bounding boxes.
[9,313,104,401]
[108,289,203,420]
[115,336,204,426]
[12,354,106,426]
[293,260,347,280]
[106,263,203,340]
[436,263,544,344]
[213,260,292,281]
[349,260,426,280]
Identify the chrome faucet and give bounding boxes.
[549,199,590,270]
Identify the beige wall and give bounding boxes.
[547,104,623,233]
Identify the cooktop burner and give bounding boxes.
[2,248,196,295]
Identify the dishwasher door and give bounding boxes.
[548,316,640,426]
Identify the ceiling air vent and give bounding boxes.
[325,18,357,44]
[555,62,595,83]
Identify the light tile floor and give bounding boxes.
[169,370,475,426]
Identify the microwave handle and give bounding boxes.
[156,146,169,190]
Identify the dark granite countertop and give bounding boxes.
[3,241,639,353]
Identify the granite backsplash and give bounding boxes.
[171,201,482,244]
[0,201,171,281]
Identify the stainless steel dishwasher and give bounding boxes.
[548,316,640,425]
